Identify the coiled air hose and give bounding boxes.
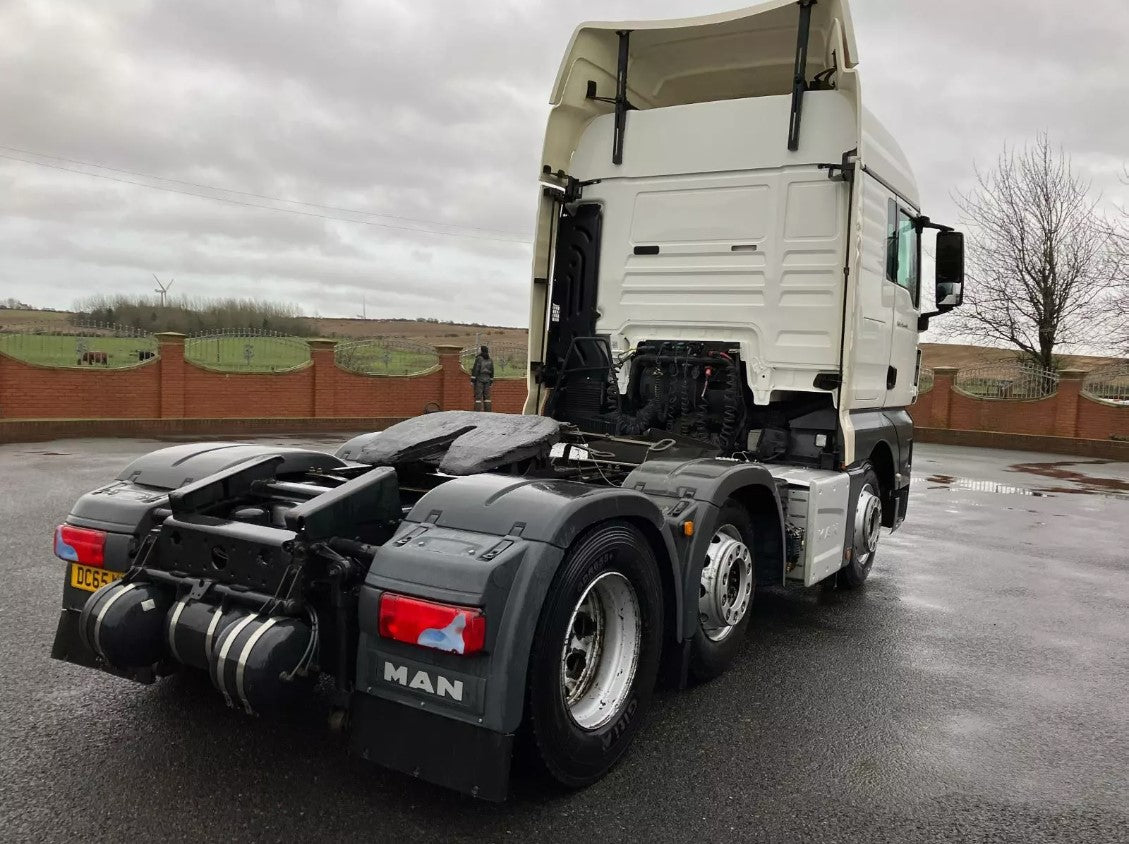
[719,356,740,452]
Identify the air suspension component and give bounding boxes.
[165,597,246,671]
[79,580,174,671]
[210,612,314,715]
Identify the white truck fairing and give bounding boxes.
[524,1,924,465]
[570,91,856,406]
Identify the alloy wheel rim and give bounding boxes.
[699,525,753,643]
[560,571,641,730]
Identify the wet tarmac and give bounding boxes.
[1,438,1127,843]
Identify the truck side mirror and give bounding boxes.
[935,230,965,310]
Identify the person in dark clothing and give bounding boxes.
[471,345,494,411]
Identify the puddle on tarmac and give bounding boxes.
[1005,460,1129,496]
[916,463,1128,499]
[24,450,71,456]
[917,475,1049,496]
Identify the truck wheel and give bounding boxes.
[837,464,882,589]
[525,521,663,788]
[689,500,756,682]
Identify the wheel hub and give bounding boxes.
[699,527,753,642]
[854,485,882,563]
[560,571,641,731]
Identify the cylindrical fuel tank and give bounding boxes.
[210,612,313,714]
[165,598,245,671]
[79,580,174,671]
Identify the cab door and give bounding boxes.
[885,200,920,408]
[850,175,896,407]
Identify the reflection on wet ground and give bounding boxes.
[918,474,1050,496]
[916,457,1129,499]
[1006,459,1129,495]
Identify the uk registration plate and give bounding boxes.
[70,563,122,592]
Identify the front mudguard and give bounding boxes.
[623,458,786,634]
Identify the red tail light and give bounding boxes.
[54,524,106,566]
[379,593,485,655]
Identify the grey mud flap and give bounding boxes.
[51,608,157,683]
[349,692,513,801]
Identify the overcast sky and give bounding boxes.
[2,0,1127,327]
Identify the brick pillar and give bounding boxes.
[156,332,186,419]
[1053,369,1085,438]
[930,367,957,429]
[308,338,337,418]
[435,344,471,411]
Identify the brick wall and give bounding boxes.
[0,354,161,419]
[0,336,528,426]
[328,366,443,417]
[1077,396,1129,441]
[182,364,316,418]
[1,338,1125,451]
[909,367,1129,443]
[492,380,528,414]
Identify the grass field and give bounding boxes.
[0,332,311,372]
[918,342,1116,372]
[184,336,309,372]
[0,330,474,376]
[0,309,71,329]
[335,342,438,376]
[314,317,526,348]
[2,310,1121,375]
[0,333,156,368]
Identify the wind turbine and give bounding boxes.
[153,274,175,307]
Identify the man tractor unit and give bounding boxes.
[50,1,965,801]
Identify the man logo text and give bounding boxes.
[383,661,464,702]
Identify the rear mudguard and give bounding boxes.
[65,441,353,540]
[52,441,354,656]
[352,473,679,737]
[350,472,680,800]
[115,441,352,491]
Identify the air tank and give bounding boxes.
[79,580,174,671]
[210,612,313,714]
[164,597,246,671]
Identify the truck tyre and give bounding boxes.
[525,521,663,788]
[689,500,756,682]
[837,464,882,589]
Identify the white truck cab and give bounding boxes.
[525,0,964,540]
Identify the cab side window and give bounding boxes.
[885,199,920,305]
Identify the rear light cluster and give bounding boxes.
[54,525,106,566]
[378,593,485,655]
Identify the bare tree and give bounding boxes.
[948,133,1120,369]
[1111,255,1129,357]
[1109,167,1129,357]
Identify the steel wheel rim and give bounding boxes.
[855,483,882,566]
[560,571,641,731]
[699,525,754,643]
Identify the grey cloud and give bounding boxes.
[1,0,1126,330]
